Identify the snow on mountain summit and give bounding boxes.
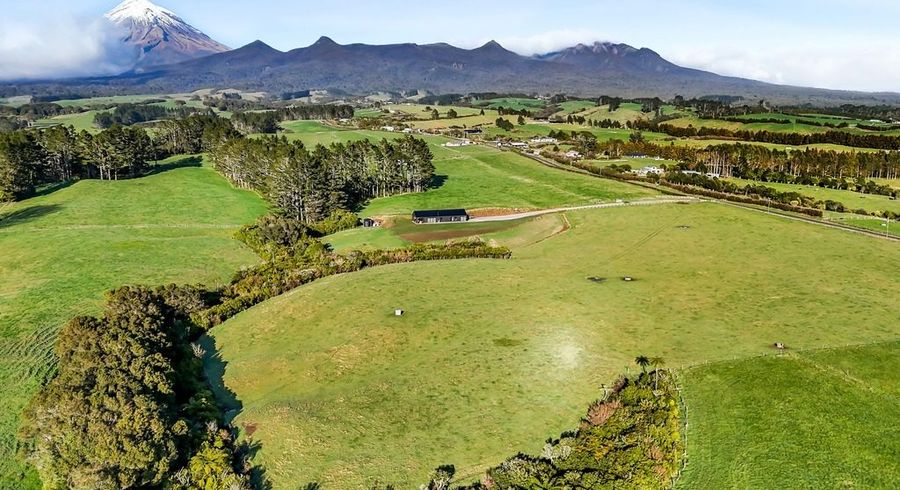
[105,0,229,69]
[105,0,178,25]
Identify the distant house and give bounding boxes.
[626,152,648,158]
[412,209,469,224]
[530,137,558,145]
[635,166,665,177]
[565,150,582,159]
[509,142,528,148]
[362,218,380,228]
[443,139,472,147]
[381,126,396,132]
[464,128,483,136]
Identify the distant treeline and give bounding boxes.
[628,118,900,151]
[714,116,850,129]
[93,103,203,128]
[0,102,82,119]
[231,104,354,133]
[781,104,900,123]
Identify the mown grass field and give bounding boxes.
[203,203,900,488]
[275,123,659,215]
[678,341,900,489]
[727,177,900,214]
[0,157,267,488]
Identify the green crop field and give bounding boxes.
[203,203,900,488]
[727,177,900,214]
[33,110,104,132]
[0,157,267,488]
[678,341,900,489]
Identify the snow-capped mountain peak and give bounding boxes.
[105,0,229,69]
[105,0,177,25]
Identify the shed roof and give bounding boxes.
[412,209,468,218]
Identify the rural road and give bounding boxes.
[469,197,700,222]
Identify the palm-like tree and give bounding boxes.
[650,356,666,390]
[635,355,650,373]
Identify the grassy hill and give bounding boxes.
[203,203,900,488]
[0,157,267,488]
[678,341,900,489]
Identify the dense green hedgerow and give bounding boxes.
[458,370,683,490]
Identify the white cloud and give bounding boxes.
[474,29,609,56]
[476,28,900,93]
[666,44,900,92]
[0,14,132,81]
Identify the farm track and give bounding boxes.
[513,146,900,242]
[469,196,699,222]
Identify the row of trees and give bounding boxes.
[211,135,435,222]
[93,103,201,128]
[231,104,355,134]
[629,119,900,151]
[584,137,900,183]
[0,124,154,200]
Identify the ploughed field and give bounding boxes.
[0,157,267,488]
[203,203,900,488]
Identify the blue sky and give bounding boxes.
[2,0,899,91]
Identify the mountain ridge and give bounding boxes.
[4,35,900,105]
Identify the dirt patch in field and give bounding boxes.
[398,220,520,243]
[467,207,539,218]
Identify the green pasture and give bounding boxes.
[33,110,104,132]
[204,203,900,488]
[0,156,267,488]
[678,342,900,489]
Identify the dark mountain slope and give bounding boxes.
[4,38,899,105]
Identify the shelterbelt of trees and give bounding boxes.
[551,132,900,187]
[629,119,900,151]
[230,104,355,134]
[211,135,435,223]
[0,125,154,200]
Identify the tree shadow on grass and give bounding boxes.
[430,174,448,190]
[145,155,203,176]
[33,180,76,198]
[0,204,63,229]
[199,334,272,489]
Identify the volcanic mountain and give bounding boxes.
[5,35,900,105]
[105,0,229,69]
